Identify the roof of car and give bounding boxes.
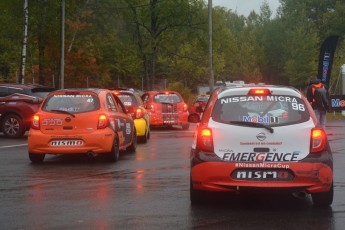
[216,84,302,97]
[52,88,103,94]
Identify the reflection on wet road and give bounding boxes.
[0,121,345,229]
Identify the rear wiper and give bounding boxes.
[228,121,274,133]
[51,109,76,118]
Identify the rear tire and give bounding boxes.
[29,153,45,163]
[127,129,137,152]
[108,137,120,162]
[190,178,204,204]
[2,114,26,138]
[312,183,333,207]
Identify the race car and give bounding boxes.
[188,94,210,123]
[190,84,333,206]
[111,88,150,143]
[28,88,137,163]
[142,90,189,130]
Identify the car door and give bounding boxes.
[107,93,134,147]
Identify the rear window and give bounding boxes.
[42,93,100,113]
[153,93,182,103]
[212,95,310,126]
[117,93,139,107]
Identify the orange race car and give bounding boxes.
[141,90,189,130]
[28,88,137,163]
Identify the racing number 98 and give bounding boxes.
[292,103,305,111]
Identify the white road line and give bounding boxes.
[0,144,28,149]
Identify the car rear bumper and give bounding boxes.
[191,161,333,194]
[150,112,188,126]
[28,128,115,155]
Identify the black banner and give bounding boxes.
[330,95,345,111]
[317,36,339,90]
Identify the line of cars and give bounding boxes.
[0,84,192,163]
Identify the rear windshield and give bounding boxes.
[154,93,182,103]
[212,95,310,126]
[42,93,100,113]
[196,95,209,102]
[117,94,139,107]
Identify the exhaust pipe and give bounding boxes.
[87,151,97,158]
[293,191,308,199]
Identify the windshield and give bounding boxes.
[211,95,310,127]
[42,93,100,113]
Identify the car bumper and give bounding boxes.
[150,112,188,126]
[134,118,147,137]
[191,161,332,194]
[28,128,115,155]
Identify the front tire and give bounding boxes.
[312,183,334,206]
[2,114,26,138]
[29,153,45,163]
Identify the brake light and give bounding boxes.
[149,104,155,113]
[310,128,327,153]
[183,103,188,112]
[135,108,143,119]
[197,128,214,152]
[97,114,108,129]
[32,115,40,129]
[248,88,271,96]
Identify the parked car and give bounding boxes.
[190,84,333,206]
[141,90,189,130]
[0,84,55,137]
[188,94,210,123]
[28,88,137,163]
[110,88,150,143]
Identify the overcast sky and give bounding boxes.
[212,0,281,17]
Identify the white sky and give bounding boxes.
[212,0,281,17]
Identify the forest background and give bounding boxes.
[1,0,345,100]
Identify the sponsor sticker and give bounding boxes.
[222,151,300,162]
[50,140,84,146]
[231,169,293,181]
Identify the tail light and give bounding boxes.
[197,127,214,152]
[310,128,327,153]
[135,108,143,119]
[31,115,40,129]
[149,104,155,113]
[183,103,188,112]
[97,114,108,129]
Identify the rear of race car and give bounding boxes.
[149,91,189,129]
[28,90,116,161]
[190,86,333,206]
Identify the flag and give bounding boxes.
[317,36,339,90]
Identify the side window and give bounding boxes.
[0,87,9,97]
[8,88,23,95]
[106,93,118,112]
[115,96,127,113]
